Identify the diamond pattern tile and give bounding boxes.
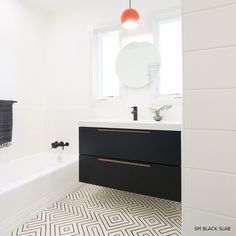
[11,184,182,236]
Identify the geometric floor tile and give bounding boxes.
[11,184,182,236]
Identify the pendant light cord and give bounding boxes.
[129,0,131,8]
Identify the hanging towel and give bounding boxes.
[0,100,16,148]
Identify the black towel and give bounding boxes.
[0,100,15,148]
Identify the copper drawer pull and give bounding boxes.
[98,158,151,168]
[97,128,151,134]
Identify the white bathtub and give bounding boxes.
[0,152,79,236]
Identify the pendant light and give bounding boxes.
[121,0,140,29]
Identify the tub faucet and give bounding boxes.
[51,141,69,150]
[131,106,138,121]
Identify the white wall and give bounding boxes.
[42,0,181,155]
[0,0,47,162]
[0,0,182,158]
[183,1,236,235]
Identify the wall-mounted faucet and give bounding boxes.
[131,106,138,121]
[51,141,69,150]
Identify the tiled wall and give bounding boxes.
[0,0,46,163]
[183,1,236,235]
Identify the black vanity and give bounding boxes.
[79,121,181,202]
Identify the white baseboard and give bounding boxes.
[1,179,83,236]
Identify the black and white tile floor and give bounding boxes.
[11,184,182,236]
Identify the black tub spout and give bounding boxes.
[51,141,69,150]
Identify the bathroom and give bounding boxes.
[0,0,236,235]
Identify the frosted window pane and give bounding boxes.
[159,19,182,95]
[98,31,120,97]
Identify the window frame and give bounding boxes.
[91,24,121,103]
[153,8,182,97]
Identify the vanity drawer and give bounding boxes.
[79,127,181,166]
[79,155,181,202]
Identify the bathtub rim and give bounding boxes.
[0,152,80,236]
[0,152,78,194]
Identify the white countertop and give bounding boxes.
[78,119,182,131]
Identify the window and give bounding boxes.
[94,28,120,99]
[158,18,182,95]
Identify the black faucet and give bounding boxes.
[131,106,138,121]
[51,141,69,150]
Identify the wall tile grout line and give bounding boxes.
[184,43,236,53]
[183,167,236,177]
[184,206,236,220]
[183,2,236,16]
[184,87,236,91]
[184,128,236,132]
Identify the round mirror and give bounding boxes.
[116,42,160,88]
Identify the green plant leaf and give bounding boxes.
[149,105,172,115]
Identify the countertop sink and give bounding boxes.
[78,119,182,131]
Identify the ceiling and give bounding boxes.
[20,0,180,15]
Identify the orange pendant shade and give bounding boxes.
[121,8,140,29]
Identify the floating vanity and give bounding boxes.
[79,120,181,202]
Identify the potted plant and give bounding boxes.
[149,105,172,121]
